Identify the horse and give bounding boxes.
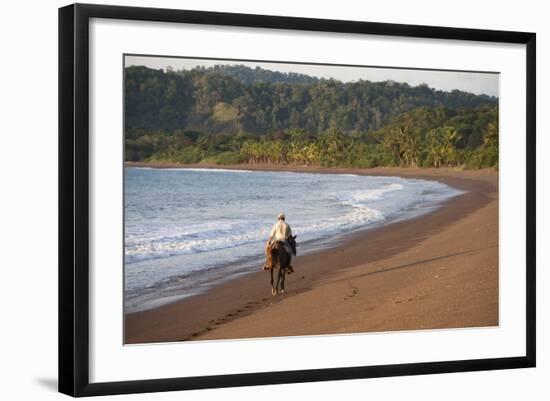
[266,235,297,296]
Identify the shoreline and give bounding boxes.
[125,160,497,180]
[124,165,498,344]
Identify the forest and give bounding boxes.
[125,64,499,169]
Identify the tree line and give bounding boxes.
[127,105,498,169]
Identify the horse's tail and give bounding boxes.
[264,242,278,270]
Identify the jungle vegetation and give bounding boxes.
[125,64,498,169]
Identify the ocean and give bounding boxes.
[124,167,464,313]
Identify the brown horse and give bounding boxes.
[265,235,296,296]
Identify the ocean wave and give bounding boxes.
[125,228,268,264]
[125,204,386,264]
[299,206,385,234]
[179,168,253,173]
[341,183,403,202]
[125,182,411,263]
[125,180,464,267]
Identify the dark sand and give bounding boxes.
[124,165,498,344]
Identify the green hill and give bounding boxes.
[125,65,496,135]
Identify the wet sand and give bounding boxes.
[124,165,498,344]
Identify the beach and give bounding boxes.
[124,165,498,344]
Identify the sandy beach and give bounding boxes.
[124,164,498,344]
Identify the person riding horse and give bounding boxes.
[264,212,295,274]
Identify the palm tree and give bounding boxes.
[319,128,345,167]
[441,127,462,167]
[425,126,461,167]
[381,127,404,166]
[304,142,320,165]
[398,125,422,167]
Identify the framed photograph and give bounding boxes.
[58,3,536,397]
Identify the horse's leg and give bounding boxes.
[278,252,289,294]
[275,266,282,295]
[270,267,276,296]
[280,269,286,294]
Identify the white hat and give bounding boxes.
[278,212,285,220]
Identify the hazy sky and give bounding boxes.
[125,55,499,97]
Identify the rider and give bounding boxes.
[265,212,295,273]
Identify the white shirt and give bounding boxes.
[269,220,292,242]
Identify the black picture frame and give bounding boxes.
[59,3,536,397]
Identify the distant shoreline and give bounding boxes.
[124,160,496,181]
[124,165,498,344]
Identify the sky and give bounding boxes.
[125,55,499,97]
